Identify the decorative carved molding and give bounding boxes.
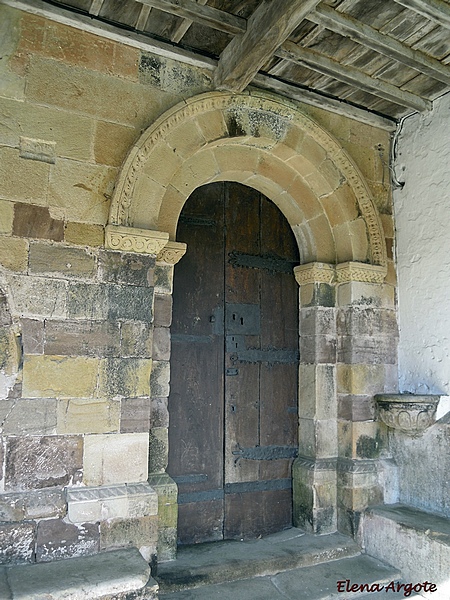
[157,240,187,265]
[105,224,169,255]
[66,482,155,502]
[108,91,387,268]
[336,261,387,283]
[294,262,336,286]
[295,455,337,471]
[337,458,378,474]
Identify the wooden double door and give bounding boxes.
[168,182,299,545]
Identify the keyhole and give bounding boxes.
[240,317,244,325]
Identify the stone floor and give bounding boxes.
[155,528,425,599]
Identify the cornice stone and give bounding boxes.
[157,241,188,265]
[294,262,336,286]
[105,225,169,255]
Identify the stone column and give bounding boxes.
[147,240,186,562]
[292,262,338,534]
[335,262,398,536]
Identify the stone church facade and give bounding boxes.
[0,2,448,596]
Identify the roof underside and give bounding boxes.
[22,0,450,124]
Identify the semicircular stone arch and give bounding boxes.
[109,91,387,267]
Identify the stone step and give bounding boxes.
[360,503,450,599]
[0,548,158,600]
[156,528,361,594]
[158,554,401,599]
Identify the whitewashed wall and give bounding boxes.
[393,92,450,418]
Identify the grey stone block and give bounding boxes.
[153,294,172,327]
[152,327,170,361]
[99,250,155,287]
[0,521,35,564]
[44,319,121,357]
[121,322,153,358]
[21,318,44,354]
[1,397,57,435]
[29,243,96,279]
[120,397,151,433]
[36,518,99,562]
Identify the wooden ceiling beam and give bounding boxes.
[393,0,450,30]
[137,0,246,36]
[89,0,104,16]
[277,42,432,112]
[170,0,208,44]
[308,4,450,85]
[214,0,321,92]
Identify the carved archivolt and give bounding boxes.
[109,90,387,268]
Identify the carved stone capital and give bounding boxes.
[294,262,335,286]
[105,225,169,255]
[336,261,387,284]
[157,241,187,265]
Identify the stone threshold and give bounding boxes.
[155,528,361,594]
[0,548,158,599]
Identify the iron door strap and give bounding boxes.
[232,444,299,463]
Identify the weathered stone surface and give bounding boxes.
[0,236,28,272]
[0,200,14,235]
[94,121,138,167]
[337,307,398,337]
[0,93,95,161]
[151,396,168,428]
[66,483,158,524]
[12,203,64,241]
[298,364,336,420]
[120,397,151,434]
[299,334,336,364]
[300,307,336,336]
[6,547,154,599]
[153,294,172,327]
[21,318,44,354]
[107,285,154,322]
[19,136,56,164]
[44,319,121,357]
[148,427,168,474]
[152,327,170,361]
[0,521,35,564]
[338,394,376,422]
[0,146,50,204]
[4,435,83,491]
[29,243,96,278]
[337,281,395,308]
[7,274,67,319]
[337,334,397,364]
[100,516,158,563]
[98,250,154,287]
[0,327,21,376]
[0,295,11,327]
[1,397,57,435]
[150,361,170,398]
[48,157,116,226]
[64,222,104,247]
[22,355,99,398]
[154,265,173,295]
[300,282,335,308]
[100,358,152,398]
[57,398,121,435]
[83,433,149,486]
[121,322,153,358]
[27,54,166,128]
[36,518,99,562]
[0,488,66,521]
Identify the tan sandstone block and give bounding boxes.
[305,170,335,198]
[0,236,28,272]
[57,398,121,434]
[94,121,138,168]
[26,55,166,128]
[0,96,95,161]
[166,119,206,160]
[83,433,149,486]
[257,155,296,192]
[22,355,99,398]
[0,146,49,205]
[137,142,182,187]
[48,158,116,225]
[196,110,228,143]
[64,222,104,247]
[0,200,14,234]
[307,214,336,263]
[171,150,218,195]
[286,176,323,221]
[337,364,387,396]
[213,144,259,175]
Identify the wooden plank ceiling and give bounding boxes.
[41,0,450,122]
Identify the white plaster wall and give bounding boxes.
[393,92,450,418]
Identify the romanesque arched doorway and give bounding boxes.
[167,182,300,544]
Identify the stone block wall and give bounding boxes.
[0,2,397,565]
